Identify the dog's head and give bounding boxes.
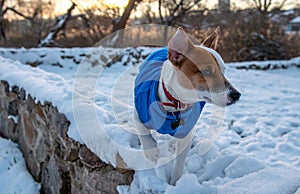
[167,27,240,107]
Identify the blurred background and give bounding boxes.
[0,0,300,62]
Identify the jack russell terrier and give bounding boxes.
[134,27,241,185]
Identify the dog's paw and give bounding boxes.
[143,147,160,162]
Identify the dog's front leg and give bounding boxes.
[134,111,160,162]
[170,131,193,185]
[139,131,160,162]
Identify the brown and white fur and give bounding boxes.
[135,27,241,185]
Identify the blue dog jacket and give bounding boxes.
[134,47,205,138]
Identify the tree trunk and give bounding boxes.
[105,0,141,47]
[0,0,6,41]
[112,0,139,32]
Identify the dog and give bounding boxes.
[134,27,241,185]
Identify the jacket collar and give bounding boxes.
[159,79,191,111]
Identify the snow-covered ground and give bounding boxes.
[0,137,40,194]
[0,47,300,193]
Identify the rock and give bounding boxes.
[79,145,106,169]
[0,81,134,194]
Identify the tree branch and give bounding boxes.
[38,3,76,47]
[277,0,288,10]
[0,0,5,10]
[265,0,272,12]
[4,7,32,20]
[170,0,184,18]
[164,0,200,25]
[258,0,262,10]
[158,0,165,24]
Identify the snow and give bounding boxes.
[0,47,300,193]
[0,137,40,194]
[227,56,300,70]
[219,168,300,194]
[291,16,300,23]
[282,9,295,16]
[224,156,265,178]
[8,115,18,124]
[165,174,203,194]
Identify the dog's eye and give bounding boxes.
[200,68,212,76]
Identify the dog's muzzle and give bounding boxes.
[229,89,241,104]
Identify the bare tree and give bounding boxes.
[38,3,76,47]
[0,0,57,44]
[219,0,292,62]
[156,0,205,44]
[158,0,203,26]
[233,0,289,40]
[18,0,57,41]
[251,0,288,14]
[0,0,33,41]
[74,0,143,46]
[112,0,142,32]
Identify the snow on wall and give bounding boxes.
[0,56,81,142]
[0,80,134,193]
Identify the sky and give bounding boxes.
[5,0,299,19]
[55,0,298,14]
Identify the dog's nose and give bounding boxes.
[229,90,241,102]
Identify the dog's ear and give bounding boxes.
[202,26,219,50]
[168,27,192,67]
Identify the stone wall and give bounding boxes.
[0,80,134,194]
